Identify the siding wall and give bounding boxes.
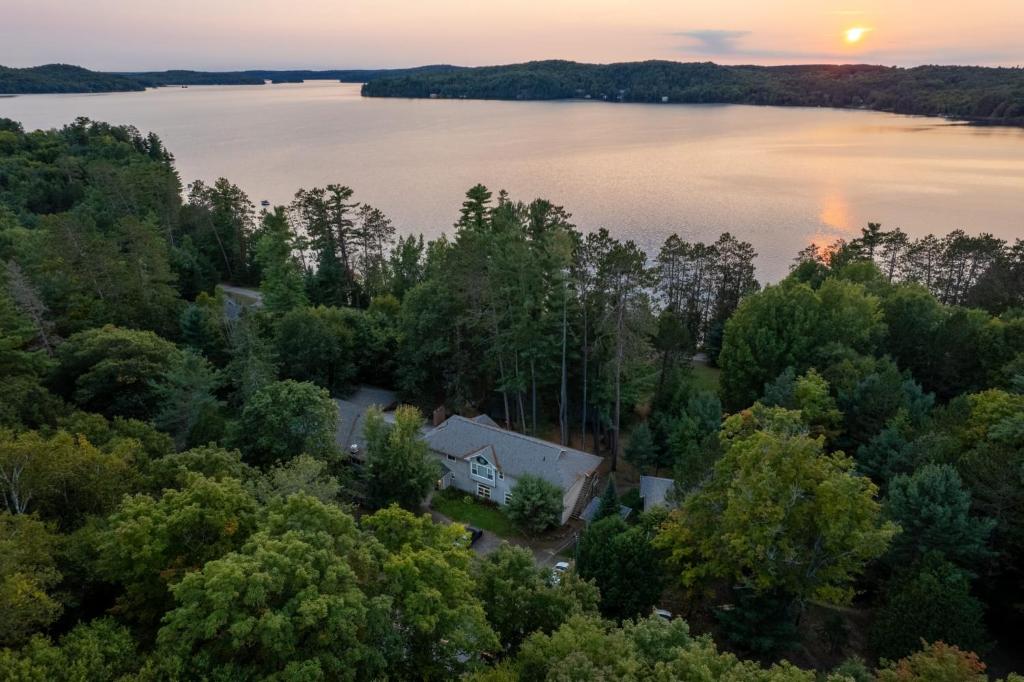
[431,450,592,526]
[433,452,516,506]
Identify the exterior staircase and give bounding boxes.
[570,473,599,520]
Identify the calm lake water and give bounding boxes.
[3,81,1023,281]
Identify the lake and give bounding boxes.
[3,81,1023,281]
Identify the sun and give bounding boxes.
[844,27,870,44]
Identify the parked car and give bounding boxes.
[653,607,673,621]
[550,560,571,585]
[465,526,484,546]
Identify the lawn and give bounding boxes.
[691,362,721,394]
[431,489,517,537]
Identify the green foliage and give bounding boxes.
[178,293,229,363]
[885,464,994,569]
[274,305,357,393]
[623,423,658,474]
[0,513,62,647]
[475,544,599,653]
[594,479,620,522]
[765,367,853,447]
[665,389,722,490]
[157,494,390,681]
[95,474,259,629]
[505,475,563,535]
[362,60,1024,126]
[55,325,184,420]
[715,587,801,658]
[0,429,140,528]
[364,405,437,510]
[719,278,883,410]
[144,445,254,492]
[151,349,226,449]
[508,614,816,682]
[185,178,258,285]
[362,506,499,678]
[0,618,140,682]
[577,516,664,621]
[0,273,62,429]
[658,405,896,607]
[252,453,343,505]
[870,556,989,662]
[234,379,338,467]
[255,207,308,314]
[223,314,278,403]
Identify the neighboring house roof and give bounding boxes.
[639,476,677,512]
[472,414,500,428]
[424,416,602,492]
[579,496,632,524]
[335,386,400,460]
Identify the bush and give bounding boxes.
[876,641,988,682]
[870,556,988,661]
[505,475,562,535]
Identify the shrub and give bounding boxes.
[505,475,562,535]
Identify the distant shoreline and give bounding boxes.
[359,60,1024,129]
[3,60,1023,128]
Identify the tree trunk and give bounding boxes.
[611,298,625,471]
[530,358,537,436]
[559,291,569,446]
[498,352,511,430]
[581,309,589,452]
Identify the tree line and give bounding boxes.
[1,117,1023,679]
[362,60,1024,126]
[0,64,461,94]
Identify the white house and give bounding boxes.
[425,415,603,525]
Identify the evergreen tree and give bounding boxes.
[152,350,226,450]
[254,207,308,314]
[624,423,658,474]
[870,556,989,661]
[594,479,619,522]
[885,464,995,569]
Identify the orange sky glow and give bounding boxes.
[3,0,1022,70]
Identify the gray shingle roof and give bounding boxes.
[579,496,632,524]
[335,387,400,461]
[639,476,676,512]
[472,414,500,428]
[424,416,602,492]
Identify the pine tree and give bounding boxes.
[594,479,619,522]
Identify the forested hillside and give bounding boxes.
[0,64,461,93]
[1,117,1023,680]
[0,64,146,94]
[362,60,1024,126]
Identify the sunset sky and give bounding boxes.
[4,0,1022,71]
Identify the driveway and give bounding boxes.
[428,506,578,567]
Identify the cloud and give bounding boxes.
[673,30,751,55]
[671,29,1020,65]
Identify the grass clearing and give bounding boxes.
[432,489,517,537]
[691,362,721,394]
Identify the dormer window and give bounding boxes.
[470,455,495,483]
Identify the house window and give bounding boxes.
[477,484,491,499]
[470,456,495,483]
[504,491,513,505]
[446,454,456,461]
[498,471,504,480]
